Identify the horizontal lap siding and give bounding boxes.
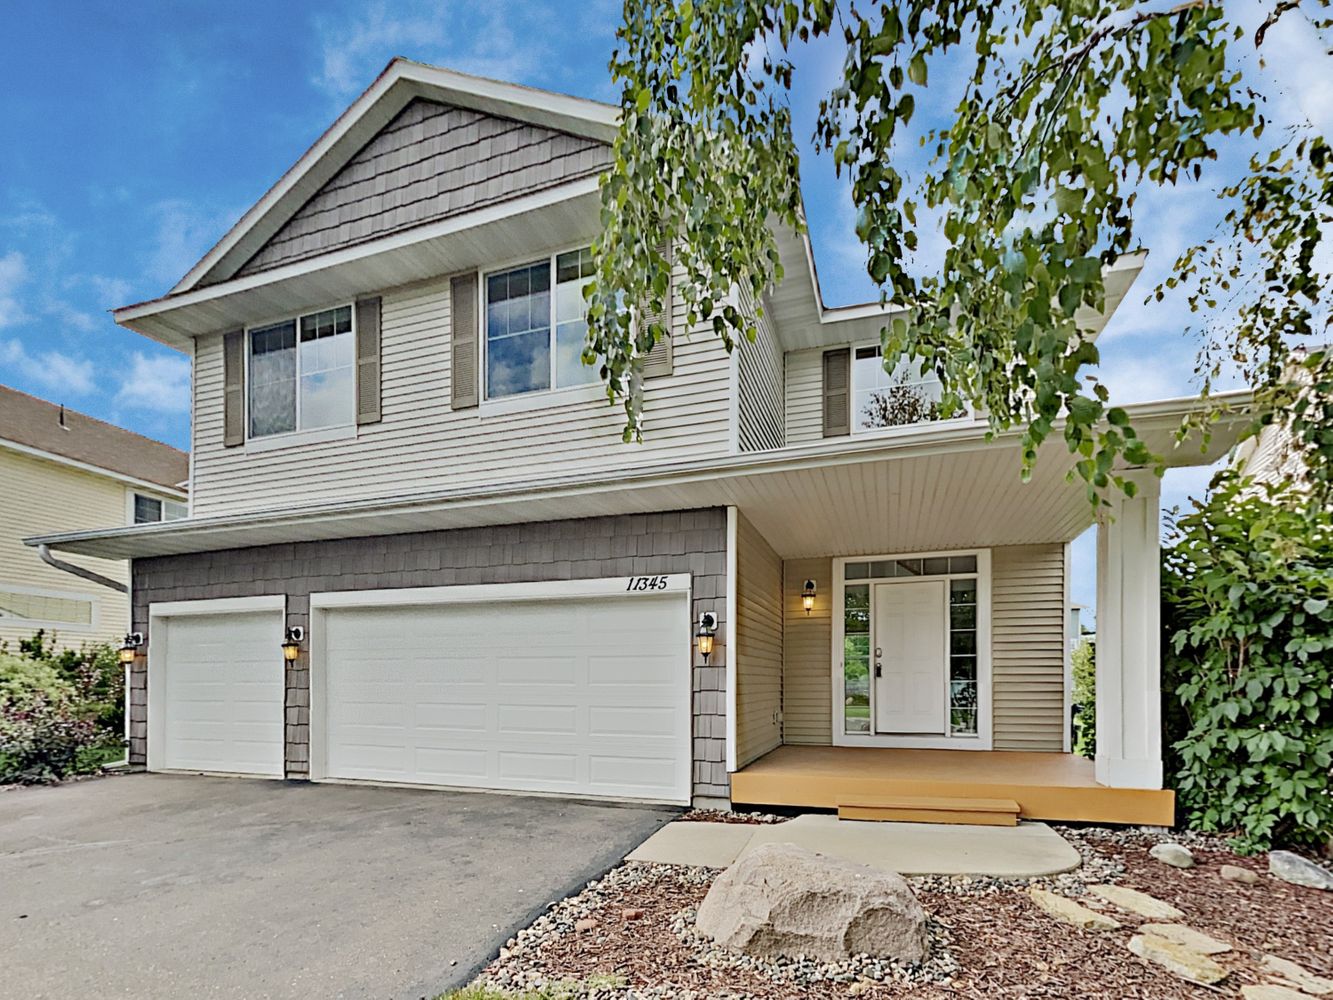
[735,286,784,452]
[190,274,732,517]
[991,544,1067,751]
[735,514,782,767]
[784,348,824,446]
[782,556,832,745]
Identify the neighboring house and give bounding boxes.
[1233,344,1323,493]
[1,386,187,650]
[29,60,1250,823]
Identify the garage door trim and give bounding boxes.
[308,575,693,802]
[146,594,287,776]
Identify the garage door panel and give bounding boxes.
[159,610,285,777]
[321,592,690,802]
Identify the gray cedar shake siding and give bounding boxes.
[127,509,730,803]
[234,99,611,278]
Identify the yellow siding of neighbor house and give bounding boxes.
[781,556,832,744]
[0,449,131,649]
[188,266,735,518]
[775,546,1067,749]
[735,514,783,767]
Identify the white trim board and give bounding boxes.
[724,506,739,772]
[830,548,993,751]
[309,574,691,610]
[0,438,188,498]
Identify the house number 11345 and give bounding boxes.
[625,576,669,591]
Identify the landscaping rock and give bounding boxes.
[695,842,929,964]
[1269,851,1333,891]
[1149,844,1195,869]
[1242,986,1319,1000]
[1127,933,1228,985]
[1138,923,1231,955]
[1263,955,1333,995]
[1221,864,1260,884]
[1028,888,1120,930]
[1089,884,1185,920]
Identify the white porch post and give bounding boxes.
[1094,469,1164,790]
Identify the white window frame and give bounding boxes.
[0,582,100,633]
[243,303,358,447]
[849,343,971,435]
[479,243,602,411]
[830,548,993,750]
[127,489,188,525]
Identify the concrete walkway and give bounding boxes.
[627,814,1082,876]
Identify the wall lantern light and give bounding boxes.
[282,626,305,663]
[802,579,817,615]
[119,632,144,665]
[696,612,718,663]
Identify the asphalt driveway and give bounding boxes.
[0,773,675,999]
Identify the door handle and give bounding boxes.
[874,663,882,678]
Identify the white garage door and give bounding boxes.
[318,591,691,803]
[156,611,285,776]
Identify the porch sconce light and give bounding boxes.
[281,626,305,663]
[801,579,817,615]
[118,632,144,665]
[696,612,718,664]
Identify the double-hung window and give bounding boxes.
[248,305,355,438]
[484,248,598,400]
[851,346,945,431]
[133,494,188,524]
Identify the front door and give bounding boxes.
[873,580,947,734]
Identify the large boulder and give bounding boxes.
[695,842,929,964]
[1268,850,1333,890]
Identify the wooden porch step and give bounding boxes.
[838,795,1022,827]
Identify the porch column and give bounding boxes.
[1094,469,1163,790]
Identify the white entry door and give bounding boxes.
[873,580,947,734]
[154,610,286,776]
[316,590,691,803]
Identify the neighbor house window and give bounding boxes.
[248,305,354,438]
[485,248,598,399]
[0,589,94,626]
[133,494,188,524]
[852,346,945,430]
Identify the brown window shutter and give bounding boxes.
[354,296,382,425]
[222,329,245,447]
[822,347,851,437]
[640,239,674,378]
[451,274,479,409]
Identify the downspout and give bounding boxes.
[37,544,128,594]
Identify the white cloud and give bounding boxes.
[0,251,30,328]
[145,199,234,288]
[0,338,95,396]
[114,352,191,414]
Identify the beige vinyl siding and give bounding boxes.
[735,513,783,767]
[0,449,130,649]
[781,556,832,745]
[784,348,825,447]
[189,270,733,517]
[992,543,1067,750]
[735,285,784,452]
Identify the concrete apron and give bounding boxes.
[627,814,1082,877]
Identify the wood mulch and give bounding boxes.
[480,828,1332,999]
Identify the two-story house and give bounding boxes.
[29,60,1248,822]
[1,385,187,650]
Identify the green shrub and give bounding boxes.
[1162,471,1333,852]
[1071,639,1095,758]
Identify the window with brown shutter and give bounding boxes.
[222,329,245,447]
[451,274,479,409]
[822,347,851,437]
[354,296,382,425]
[640,239,674,378]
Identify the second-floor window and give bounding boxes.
[134,494,188,523]
[485,248,598,400]
[852,345,945,431]
[249,306,355,438]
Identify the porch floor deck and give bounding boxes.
[729,746,1174,827]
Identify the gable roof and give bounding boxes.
[0,385,188,492]
[172,58,617,295]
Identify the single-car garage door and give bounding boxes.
[316,588,691,803]
[151,608,285,776]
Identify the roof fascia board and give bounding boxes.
[1,438,189,497]
[25,390,1251,556]
[171,59,617,294]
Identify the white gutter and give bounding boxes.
[37,545,128,594]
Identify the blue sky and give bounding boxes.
[1,1,1327,615]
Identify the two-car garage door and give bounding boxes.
[150,586,692,804]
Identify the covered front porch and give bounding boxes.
[729,745,1176,826]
